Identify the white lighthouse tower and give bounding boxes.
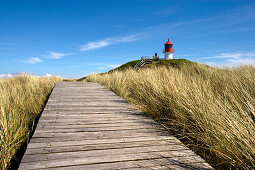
[163,38,174,59]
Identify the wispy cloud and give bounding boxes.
[106,64,121,68]
[96,64,121,70]
[142,4,255,39]
[204,52,255,59]
[80,35,139,51]
[23,57,42,64]
[0,42,15,50]
[0,74,13,78]
[97,67,107,70]
[80,5,255,54]
[0,73,59,78]
[45,52,71,59]
[44,73,53,77]
[203,52,255,66]
[0,42,15,45]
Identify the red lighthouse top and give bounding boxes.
[165,38,173,45]
[164,38,174,53]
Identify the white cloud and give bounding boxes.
[87,72,99,76]
[0,73,61,78]
[0,74,13,78]
[71,65,82,68]
[44,73,53,77]
[227,58,255,65]
[0,42,15,45]
[97,67,107,70]
[96,64,121,70]
[205,52,255,59]
[43,73,62,78]
[106,64,121,68]
[205,52,253,59]
[204,52,255,67]
[23,57,42,64]
[45,52,70,59]
[80,35,139,51]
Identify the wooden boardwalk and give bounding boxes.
[19,82,213,170]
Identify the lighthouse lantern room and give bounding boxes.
[163,38,174,59]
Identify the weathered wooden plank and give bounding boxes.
[19,82,212,170]
[31,127,167,133]
[22,146,193,163]
[48,98,127,101]
[38,117,148,122]
[49,96,123,100]
[24,140,182,155]
[44,106,133,110]
[41,111,144,116]
[30,132,170,143]
[36,119,156,126]
[32,127,166,136]
[40,158,211,170]
[46,102,129,105]
[26,136,175,149]
[37,117,151,124]
[38,117,150,122]
[19,151,204,169]
[40,110,144,115]
[39,113,148,119]
[39,113,146,117]
[36,122,160,129]
[42,109,143,113]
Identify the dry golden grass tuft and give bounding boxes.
[86,64,255,169]
[0,74,62,169]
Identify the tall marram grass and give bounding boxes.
[86,64,255,169]
[0,74,62,169]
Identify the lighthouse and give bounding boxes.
[163,38,174,59]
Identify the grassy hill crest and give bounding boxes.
[77,59,197,82]
[109,59,194,72]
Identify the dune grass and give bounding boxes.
[0,74,62,169]
[85,64,255,169]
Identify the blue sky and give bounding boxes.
[1,0,255,78]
